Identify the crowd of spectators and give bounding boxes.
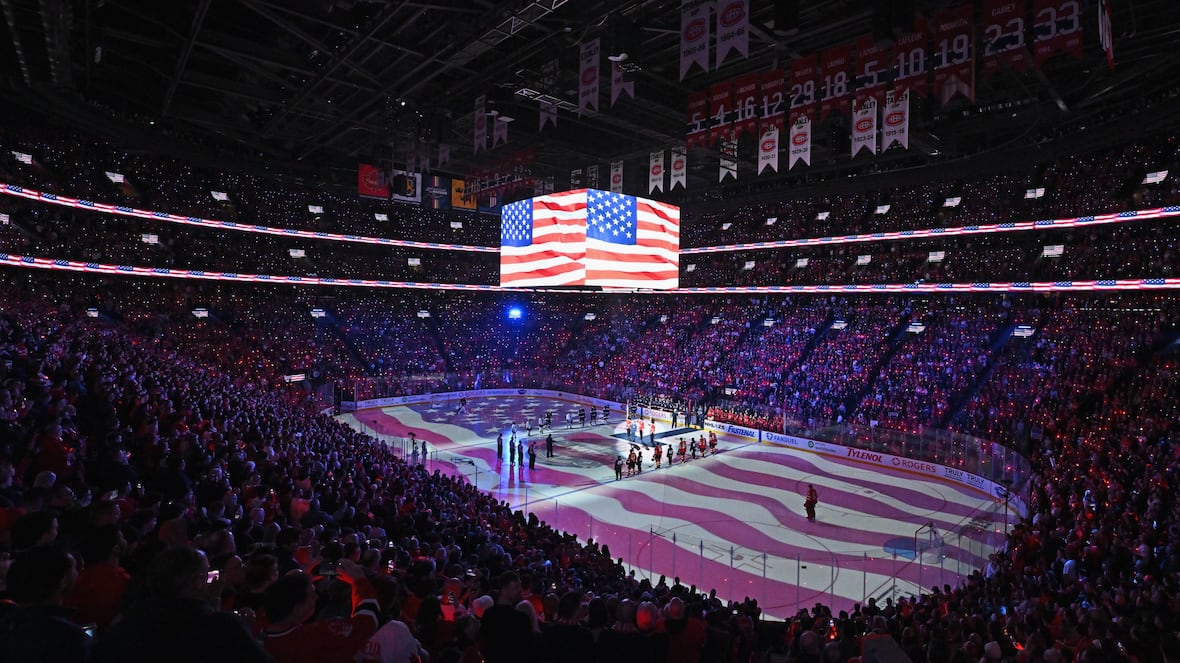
[2,273,1179,663]
[2,120,1180,662]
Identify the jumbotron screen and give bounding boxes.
[499,189,680,289]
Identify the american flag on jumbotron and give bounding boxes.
[499,190,587,287]
[499,189,680,289]
[584,189,679,289]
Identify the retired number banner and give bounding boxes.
[982,0,1029,76]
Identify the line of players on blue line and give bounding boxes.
[616,430,719,480]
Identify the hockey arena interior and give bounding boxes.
[0,1,1179,662]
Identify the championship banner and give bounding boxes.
[610,62,634,106]
[493,117,508,147]
[819,43,852,120]
[686,90,709,149]
[669,148,687,190]
[451,178,476,210]
[932,5,975,106]
[610,160,624,193]
[587,164,600,189]
[579,38,601,114]
[423,175,451,210]
[649,151,665,194]
[406,150,417,174]
[851,97,878,157]
[715,0,749,68]
[680,0,711,79]
[982,0,1029,76]
[357,163,389,199]
[390,170,422,205]
[855,34,892,104]
[708,80,734,144]
[1099,0,1114,70]
[789,54,817,122]
[893,16,930,97]
[570,168,583,188]
[882,89,910,151]
[759,69,786,135]
[539,101,557,131]
[473,95,487,154]
[731,72,761,138]
[719,139,737,182]
[757,126,779,174]
[1033,0,1083,67]
[418,144,430,172]
[788,114,811,169]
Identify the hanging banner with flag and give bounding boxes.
[649,151,665,194]
[474,95,487,154]
[708,80,734,144]
[439,143,450,167]
[758,126,779,174]
[610,161,624,193]
[933,5,975,106]
[423,175,451,210]
[789,115,811,169]
[499,189,680,290]
[539,101,557,131]
[731,72,761,138]
[851,97,878,157]
[493,118,509,147]
[670,148,687,190]
[894,17,930,97]
[1033,0,1083,67]
[882,89,910,151]
[819,43,853,120]
[983,0,1029,76]
[579,38,601,114]
[1099,0,1114,70]
[587,165,600,189]
[715,0,749,68]
[357,163,389,199]
[719,139,738,182]
[680,0,711,79]
[686,90,709,149]
[759,69,786,135]
[611,62,634,106]
[855,34,892,104]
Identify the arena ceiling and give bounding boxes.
[2,0,1179,194]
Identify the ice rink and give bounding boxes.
[339,394,1009,620]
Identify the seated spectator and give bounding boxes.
[91,545,267,663]
[261,557,379,663]
[0,545,89,663]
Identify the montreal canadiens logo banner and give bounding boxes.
[715,0,749,68]
[851,97,878,158]
[680,0,710,80]
[649,151,665,194]
[789,115,811,169]
[670,148,687,190]
[579,38,600,115]
[610,161,624,193]
[882,90,910,151]
[758,126,779,174]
